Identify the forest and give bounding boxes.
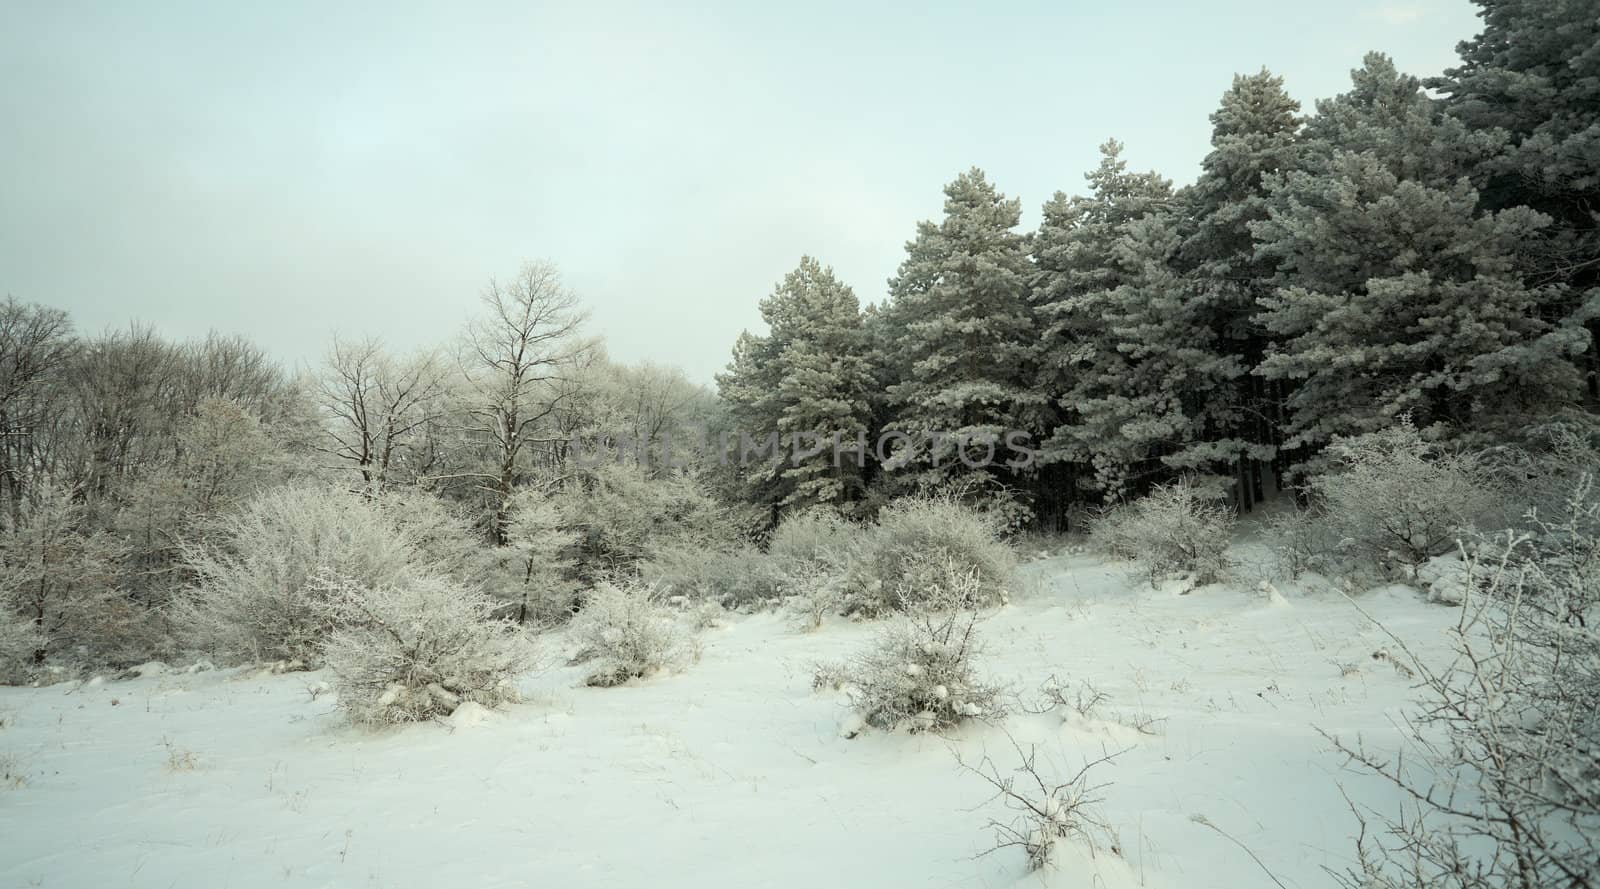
[1,1,1597,887]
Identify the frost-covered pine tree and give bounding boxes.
[1032,141,1184,497]
[1073,214,1248,496]
[1181,70,1303,505]
[716,256,874,516]
[1429,0,1600,399]
[1252,54,1589,456]
[879,169,1040,495]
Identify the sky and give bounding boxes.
[1,0,1483,384]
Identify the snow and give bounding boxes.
[0,550,1456,888]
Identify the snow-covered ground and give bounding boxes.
[0,549,1457,889]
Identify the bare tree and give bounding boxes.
[454,261,592,543]
[318,336,448,489]
[0,298,74,526]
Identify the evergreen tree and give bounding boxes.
[1056,213,1247,497]
[1429,0,1600,400]
[880,169,1039,497]
[1032,141,1175,498]
[716,257,874,516]
[1253,54,1588,456]
[1180,70,1303,506]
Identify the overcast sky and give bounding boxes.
[1,0,1481,384]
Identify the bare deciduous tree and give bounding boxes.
[0,298,74,525]
[454,261,591,543]
[318,336,448,489]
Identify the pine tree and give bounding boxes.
[1032,141,1175,498]
[716,257,874,516]
[1252,53,1588,456]
[1180,70,1303,506]
[1054,213,1247,497]
[1429,0,1600,400]
[880,169,1039,497]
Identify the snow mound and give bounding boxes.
[444,701,497,730]
[1417,552,1475,605]
[119,662,169,679]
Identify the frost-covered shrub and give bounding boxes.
[561,463,745,578]
[1089,479,1234,586]
[840,573,1002,733]
[1329,482,1600,888]
[0,617,42,684]
[1265,502,1341,580]
[569,580,688,687]
[767,507,858,577]
[320,572,530,726]
[369,485,492,585]
[1312,421,1498,575]
[956,731,1119,871]
[642,543,788,609]
[177,484,424,665]
[845,495,1016,616]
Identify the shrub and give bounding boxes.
[642,543,789,609]
[845,495,1016,616]
[767,507,858,577]
[840,571,1002,733]
[320,572,530,726]
[1312,420,1498,576]
[177,484,424,665]
[1088,479,1234,586]
[0,617,41,684]
[1328,487,1600,888]
[1264,502,1341,580]
[369,485,493,585]
[955,730,1120,871]
[569,580,688,687]
[561,464,746,579]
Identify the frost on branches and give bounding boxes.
[1088,478,1234,587]
[177,485,425,666]
[320,572,531,726]
[1329,476,1600,889]
[1311,420,1499,575]
[839,571,1003,735]
[568,580,689,687]
[844,494,1016,616]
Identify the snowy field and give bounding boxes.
[0,549,1457,889]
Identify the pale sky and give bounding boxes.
[1,0,1481,383]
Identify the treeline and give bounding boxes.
[0,261,747,674]
[718,0,1599,525]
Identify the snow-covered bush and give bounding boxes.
[0,617,42,684]
[320,572,530,726]
[1265,502,1341,580]
[766,507,858,628]
[845,495,1015,616]
[561,463,744,579]
[1329,480,1600,888]
[1089,479,1234,586]
[840,572,1002,733]
[643,543,788,609]
[766,507,858,578]
[369,485,492,585]
[177,484,425,665]
[1312,420,1498,576]
[569,580,689,687]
